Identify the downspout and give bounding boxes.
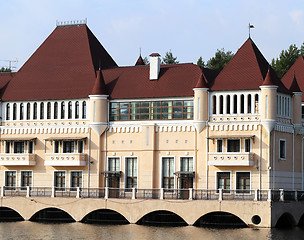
[104,130,108,187]
[302,137,304,190]
[87,128,91,189]
[206,125,209,189]
[194,129,197,188]
[259,124,262,190]
[293,127,295,190]
[272,131,275,189]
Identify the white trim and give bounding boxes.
[234,171,251,191]
[279,139,287,160]
[259,85,278,90]
[89,95,108,100]
[160,156,176,189]
[110,97,194,103]
[53,170,67,188]
[69,170,83,190]
[124,156,138,189]
[20,170,33,188]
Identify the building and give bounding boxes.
[0,21,303,195]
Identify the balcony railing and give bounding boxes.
[208,152,254,166]
[0,154,36,166]
[1,187,303,202]
[44,153,87,166]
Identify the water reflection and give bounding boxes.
[0,222,303,240]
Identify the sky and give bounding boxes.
[1,0,304,70]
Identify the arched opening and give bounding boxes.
[68,101,72,119]
[47,102,51,119]
[193,211,247,228]
[54,102,58,119]
[275,213,296,228]
[219,95,223,114]
[30,208,75,223]
[226,95,230,114]
[13,103,17,120]
[212,96,216,114]
[20,103,24,120]
[81,209,129,225]
[82,101,86,119]
[247,94,252,113]
[75,101,79,119]
[0,207,24,222]
[6,103,10,120]
[233,95,237,114]
[40,102,44,119]
[136,210,187,226]
[298,213,304,228]
[26,103,30,120]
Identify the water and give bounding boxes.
[0,222,304,240]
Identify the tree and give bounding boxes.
[197,56,205,68]
[271,44,301,78]
[162,50,179,64]
[143,57,149,65]
[205,48,234,71]
[0,67,12,72]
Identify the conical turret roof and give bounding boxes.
[91,70,107,95]
[289,73,302,93]
[135,55,145,66]
[194,73,208,88]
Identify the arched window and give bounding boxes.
[61,102,65,119]
[40,102,44,119]
[75,101,79,119]
[47,102,51,119]
[254,94,259,114]
[240,94,244,114]
[54,102,58,119]
[212,96,216,114]
[27,103,30,120]
[247,95,252,114]
[6,103,10,120]
[13,103,17,120]
[68,101,72,119]
[20,103,24,120]
[233,95,237,114]
[226,95,230,114]
[33,103,37,120]
[219,95,223,114]
[287,98,290,116]
[82,101,86,119]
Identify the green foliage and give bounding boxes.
[162,50,179,64]
[271,43,304,78]
[205,48,234,71]
[197,56,205,68]
[143,57,149,65]
[0,67,12,72]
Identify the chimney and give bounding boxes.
[149,53,161,80]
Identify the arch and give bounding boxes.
[219,95,223,114]
[40,102,44,119]
[26,103,30,120]
[212,96,216,114]
[193,211,247,228]
[29,207,75,223]
[13,103,17,120]
[0,207,24,222]
[33,102,37,120]
[75,101,79,119]
[47,102,51,119]
[226,95,230,114]
[81,209,129,225]
[254,94,259,113]
[68,101,72,119]
[233,95,237,114]
[54,102,58,119]
[136,210,187,226]
[240,94,244,114]
[247,94,252,113]
[20,103,24,120]
[61,102,65,119]
[6,103,10,120]
[275,212,296,228]
[297,213,304,227]
[82,101,86,119]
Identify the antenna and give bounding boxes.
[249,23,254,38]
[0,59,18,71]
[140,47,142,56]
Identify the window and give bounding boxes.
[5,171,16,190]
[108,157,120,171]
[54,141,59,153]
[54,171,66,189]
[162,157,174,190]
[63,141,75,153]
[233,95,237,114]
[247,95,252,114]
[6,103,10,120]
[302,106,304,119]
[75,101,79,119]
[40,102,44,119]
[217,172,230,193]
[126,157,137,188]
[5,142,11,153]
[14,141,25,153]
[47,102,51,119]
[245,139,251,152]
[82,101,86,119]
[26,103,30,120]
[226,95,230,114]
[21,171,32,190]
[68,101,72,119]
[212,96,217,114]
[217,140,223,152]
[20,103,24,120]
[78,141,84,153]
[61,102,65,119]
[236,172,250,193]
[240,94,244,114]
[227,139,240,152]
[254,94,259,113]
[28,141,34,154]
[54,102,58,119]
[33,102,37,120]
[71,171,82,190]
[219,95,223,114]
[280,139,286,159]
[180,157,193,172]
[13,103,17,120]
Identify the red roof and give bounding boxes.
[210,38,289,93]
[135,56,145,66]
[2,25,117,101]
[282,56,304,99]
[194,73,208,88]
[262,68,277,86]
[289,74,302,93]
[0,72,15,98]
[91,70,107,95]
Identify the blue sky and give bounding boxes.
[1,0,304,70]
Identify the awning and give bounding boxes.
[101,171,122,177]
[174,171,195,177]
[0,137,37,142]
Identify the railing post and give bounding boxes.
[295,190,298,201]
[254,189,259,201]
[280,189,284,202]
[189,188,193,200]
[76,187,80,199]
[0,186,4,197]
[160,188,164,200]
[218,189,223,201]
[105,187,109,200]
[26,186,31,198]
[132,188,136,199]
[267,189,272,201]
[51,186,55,198]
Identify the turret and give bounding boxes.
[259,68,278,132]
[289,73,302,134]
[89,70,108,135]
[193,73,209,132]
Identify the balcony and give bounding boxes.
[0,154,36,166]
[45,153,87,166]
[208,152,254,166]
